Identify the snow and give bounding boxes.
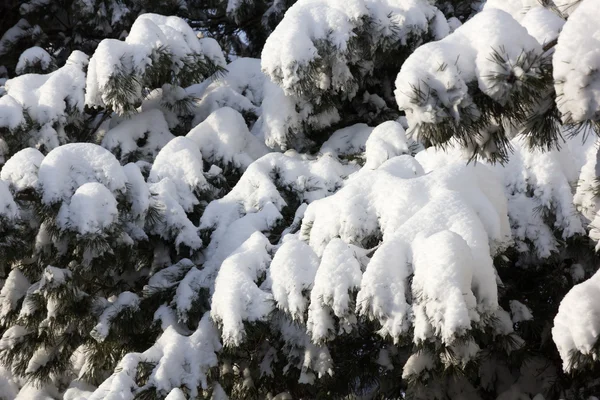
[0,181,19,221]
[101,109,175,163]
[0,269,30,321]
[90,313,221,399]
[320,123,374,157]
[15,46,53,74]
[57,182,119,234]
[148,136,209,212]
[148,178,203,251]
[553,269,600,371]
[186,107,268,170]
[307,239,363,342]
[0,147,45,191]
[364,120,409,169]
[37,143,127,205]
[0,50,87,144]
[188,58,265,125]
[395,8,542,137]
[553,0,600,124]
[199,152,355,282]
[91,291,140,342]
[0,366,18,400]
[211,232,273,346]
[86,13,222,113]
[510,300,533,323]
[269,238,319,321]
[262,0,444,97]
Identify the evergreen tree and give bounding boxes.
[1,0,600,399]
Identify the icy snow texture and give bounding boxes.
[211,232,273,346]
[0,148,45,191]
[186,107,268,170]
[15,46,53,74]
[86,14,221,112]
[101,109,175,163]
[0,269,30,322]
[37,143,127,205]
[0,51,87,140]
[395,9,542,133]
[553,0,600,123]
[553,270,600,371]
[57,183,119,235]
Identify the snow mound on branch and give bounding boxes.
[102,109,175,163]
[15,46,53,74]
[553,0,600,123]
[320,123,374,157]
[188,58,266,125]
[269,238,319,322]
[485,0,566,45]
[86,13,221,112]
[148,179,202,252]
[200,152,355,281]
[89,313,221,399]
[211,232,273,346]
[0,181,19,221]
[186,107,268,170]
[57,182,119,235]
[0,147,44,191]
[299,155,511,347]
[395,9,541,133]
[0,50,87,130]
[91,291,140,342]
[553,270,600,372]
[262,0,444,97]
[37,143,127,205]
[149,137,209,213]
[417,136,587,258]
[364,120,409,169]
[307,239,363,343]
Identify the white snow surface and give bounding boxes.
[37,143,127,205]
[262,0,444,97]
[0,148,45,191]
[395,8,542,133]
[15,46,53,74]
[57,182,119,235]
[553,0,600,123]
[186,107,268,170]
[553,269,600,371]
[86,13,222,112]
[0,51,87,134]
[101,109,175,163]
